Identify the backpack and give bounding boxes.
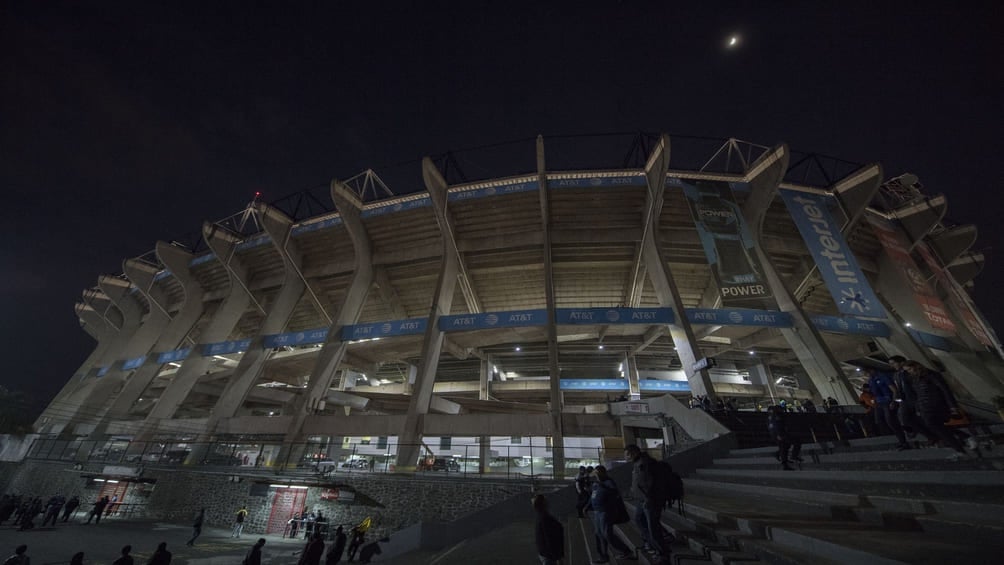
[655,460,685,515]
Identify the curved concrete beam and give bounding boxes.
[947,252,984,286]
[893,194,948,249]
[930,224,978,267]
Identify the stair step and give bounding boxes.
[694,467,1004,485]
[567,515,590,565]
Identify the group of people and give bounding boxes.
[2,542,173,565]
[0,494,95,531]
[538,445,676,565]
[287,510,330,539]
[688,394,737,413]
[859,356,971,457]
[293,526,380,564]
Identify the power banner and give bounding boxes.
[681,179,772,305]
[915,243,991,345]
[780,190,884,318]
[866,216,955,331]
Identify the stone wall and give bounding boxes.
[0,461,533,540]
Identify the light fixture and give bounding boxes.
[269,484,290,488]
[106,480,119,484]
[856,368,861,372]
[748,351,755,355]
[492,365,499,373]
[289,485,309,490]
[775,378,784,384]
[904,322,912,327]
[598,345,604,350]
[515,346,521,352]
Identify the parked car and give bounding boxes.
[341,459,368,468]
[432,458,460,472]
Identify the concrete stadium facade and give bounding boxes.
[33,135,1004,473]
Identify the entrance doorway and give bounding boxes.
[266,488,307,534]
[97,481,130,517]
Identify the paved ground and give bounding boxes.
[0,515,309,564]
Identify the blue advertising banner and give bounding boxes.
[560,379,629,391]
[342,318,428,341]
[909,329,953,351]
[780,190,884,318]
[639,380,691,392]
[681,179,772,305]
[264,328,329,349]
[157,348,192,364]
[439,309,547,332]
[153,269,173,282]
[189,253,216,267]
[449,180,539,202]
[361,195,431,218]
[96,366,110,377]
[121,356,147,370]
[202,338,254,356]
[292,216,343,236]
[555,308,673,325]
[810,315,890,337]
[236,234,272,251]
[547,175,645,189]
[685,308,792,327]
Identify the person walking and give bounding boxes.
[346,527,365,562]
[768,405,802,470]
[325,525,347,564]
[186,508,205,546]
[61,496,80,522]
[863,367,910,450]
[2,545,29,565]
[574,466,590,518]
[298,532,325,565]
[243,538,266,565]
[532,494,564,565]
[232,505,249,538]
[903,361,968,456]
[85,496,109,524]
[624,444,670,562]
[589,465,634,563]
[40,495,64,527]
[147,542,172,565]
[111,545,134,565]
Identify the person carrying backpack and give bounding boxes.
[624,445,671,562]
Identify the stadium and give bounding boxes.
[26,133,1003,477]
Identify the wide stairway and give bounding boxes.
[570,429,1004,565]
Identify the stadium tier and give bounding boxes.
[34,135,1003,471]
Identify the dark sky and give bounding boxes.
[2,2,1002,410]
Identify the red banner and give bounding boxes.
[915,244,992,346]
[867,216,955,332]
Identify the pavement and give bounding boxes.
[0,515,310,565]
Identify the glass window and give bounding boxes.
[439,437,452,450]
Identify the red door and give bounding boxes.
[98,482,130,516]
[266,488,307,534]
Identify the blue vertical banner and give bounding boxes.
[780,190,884,318]
[681,179,772,305]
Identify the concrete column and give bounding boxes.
[748,364,778,405]
[478,360,490,473]
[91,242,207,440]
[280,180,375,458]
[144,229,251,426]
[395,158,460,471]
[63,274,172,436]
[641,135,716,398]
[625,355,641,400]
[535,136,566,477]
[34,301,119,433]
[741,146,858,404]
[206,206,307,424]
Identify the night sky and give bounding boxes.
[2,2,1002,410]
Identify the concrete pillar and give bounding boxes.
[625,355,641,400]
[143,229,251,426]
[205,206,307,425]
[90,242,207,440]
[536,136,566,477]
[478,360,490,473]
[742,146,858,404]
[63,274,172,437]
[34,301,119,433]
[395,158,460,471]
[280,180,375,461]
[641,135,716,399]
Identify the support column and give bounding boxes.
[64,274,171,437]
[625,355,641,400]
[536,136,566,477]
[395,158,460,471]
[280,180,375,462]
[35,300,119,433]
[742,146,860,404]
[205,205,307,424]
[91,243,207,440]
[143,231,251,427]
[479,359,490,473]
[640,135,716,399]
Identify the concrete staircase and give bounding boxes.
[590,430,1004,565]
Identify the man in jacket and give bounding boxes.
[903,361,967,455]
[624,444,670,561]
[863,367,910,450]
[243,539,266,565]
[532,494,564,565]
